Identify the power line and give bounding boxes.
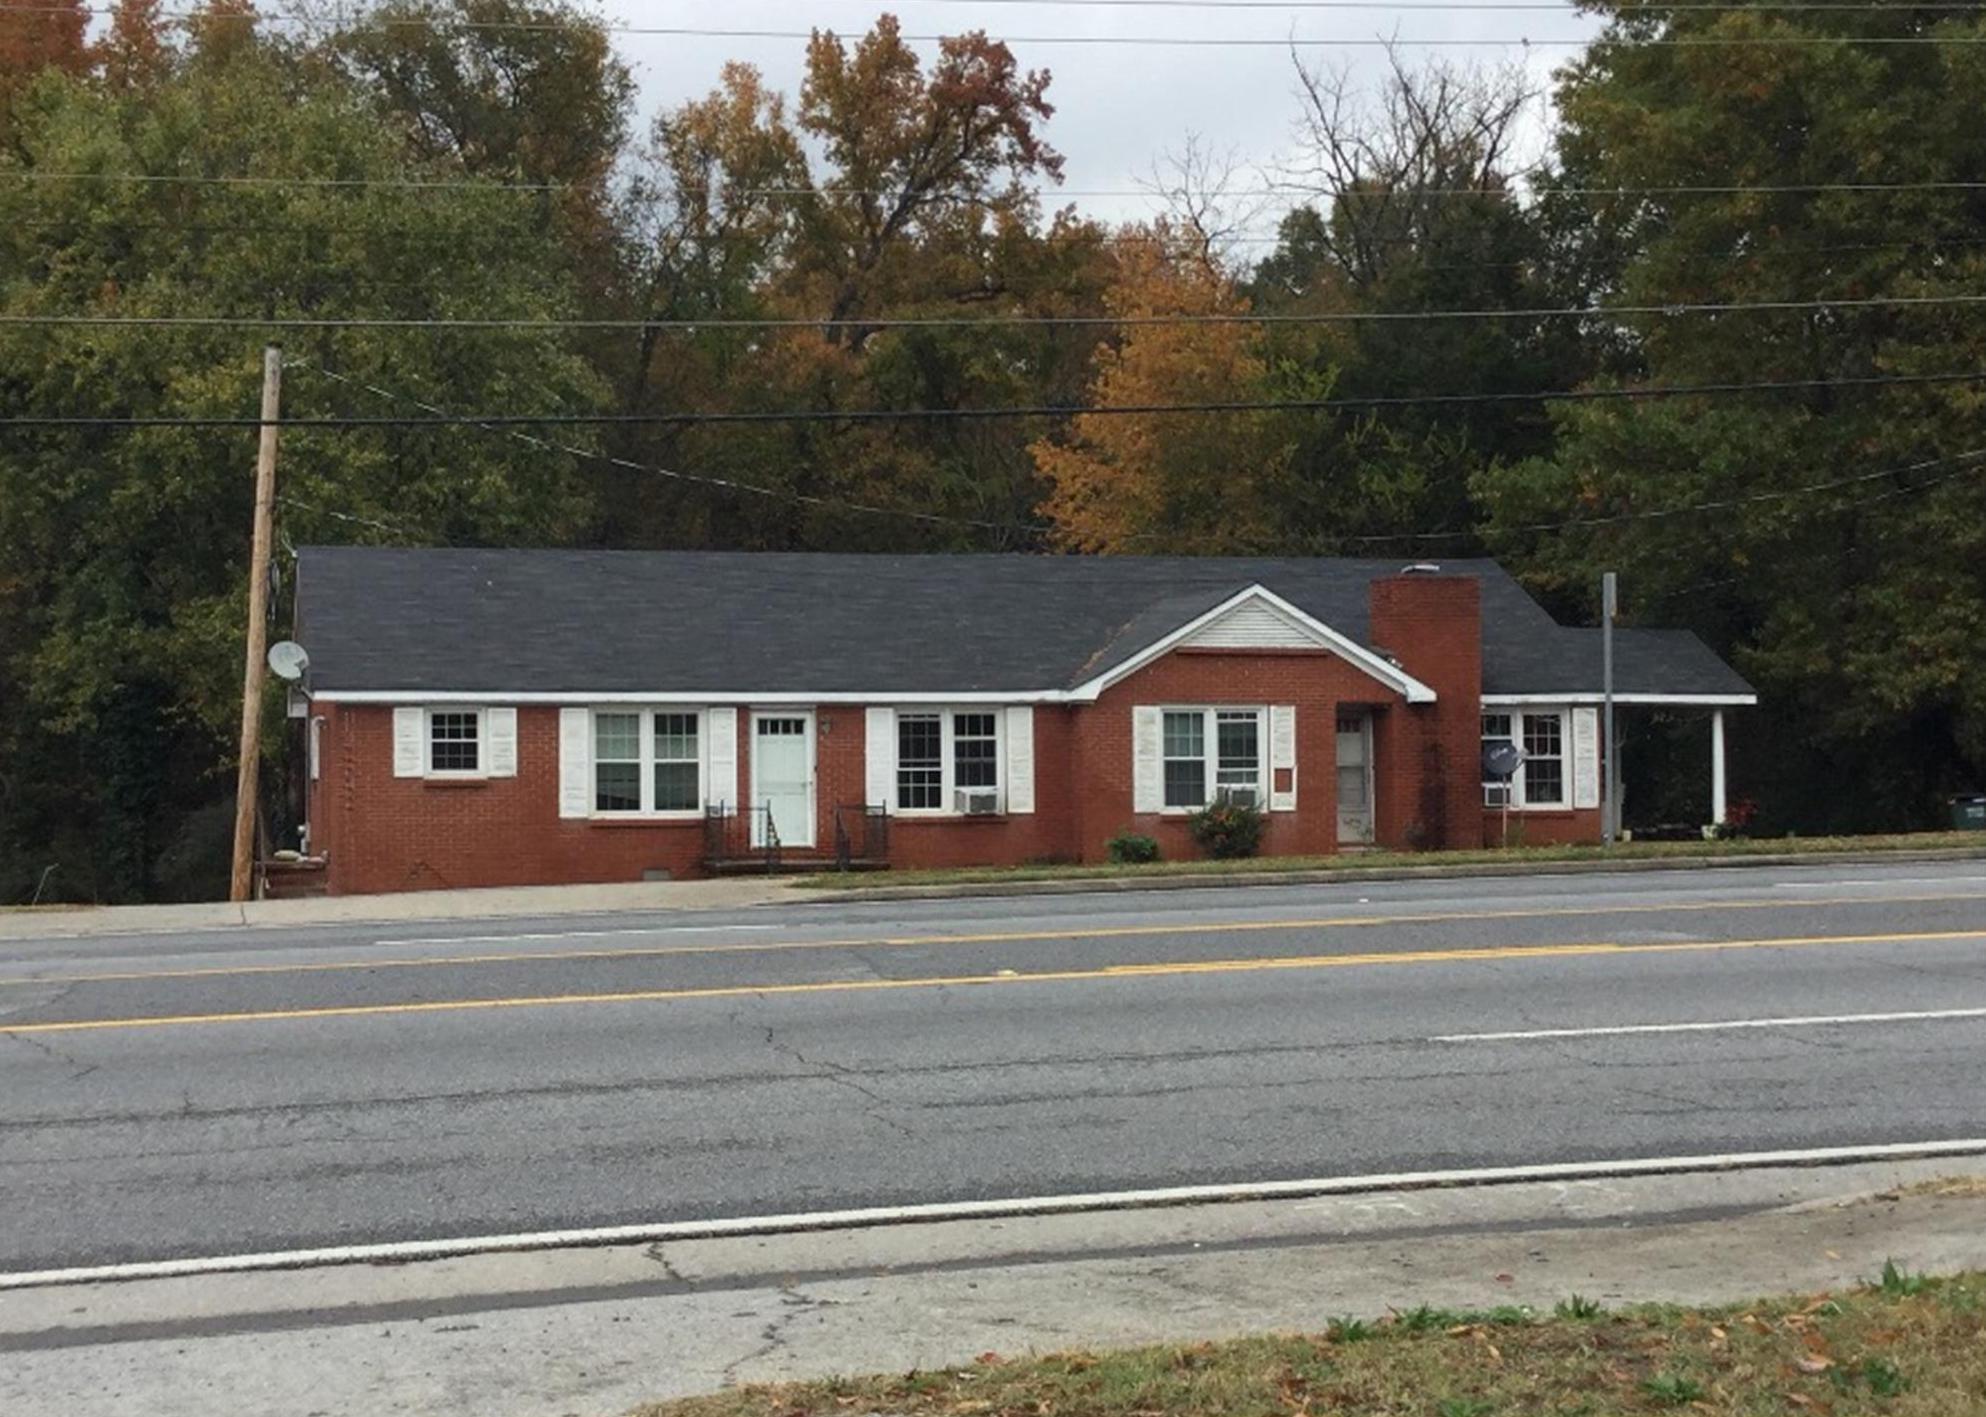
[11,170,1986,201]
[303,25,1986,47]
[9,290,1986,331]
[799,0,1986,9]
[288,361,1043,536]
[9,368,1983,430]
[275,493,436,543]
[11,8,1982,45]
[1381,443,1986,546]
[17,216,1986,266]
[16,0,1986,19]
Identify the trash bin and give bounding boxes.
[1954,794,1986,831]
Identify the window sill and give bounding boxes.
[422,775,490,787]
[894,811,1011,825]
[588,813,705,826]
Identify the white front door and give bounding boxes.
[751,714,814,848]
[1336,711,1375,846]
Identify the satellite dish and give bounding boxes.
[267,640,310,681]
[1482,739,1524,780]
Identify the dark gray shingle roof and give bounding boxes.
[295,546,1752,700]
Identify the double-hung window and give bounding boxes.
[1520,712,1566,807]
[896,710,1003,812]
[428,710,481,775]
[1162,707,1266,809]
[1480,709,1568,809]
[593,709,704,815]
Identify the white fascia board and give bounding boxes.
[1482,692,1759,707]
[1067,584,1438,705]
[311,689,1075,705]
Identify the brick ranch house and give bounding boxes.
[290,548,1755,895]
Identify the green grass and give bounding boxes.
[633,1272,1986,1417]
[801,830,1986,891]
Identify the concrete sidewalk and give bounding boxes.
[0,876,821,940]
[9,840,1984,940]
[3,1158,1983,1417]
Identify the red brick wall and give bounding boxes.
[313,703,710,894]
[1074,648,1402,864]
[308,583,1533,892]
[1368,575,1483,851]
[1479,806,1603,847]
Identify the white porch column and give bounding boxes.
[1711,709,1728,826]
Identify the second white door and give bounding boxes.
[752,714,814,848]
[1336,711,1375,846]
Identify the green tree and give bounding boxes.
[1475,2,1986,830]
[1249,54,1592,546]
[0,44,602,900]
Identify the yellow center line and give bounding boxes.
[3,927,1982,1036]
[3,890,1985,989]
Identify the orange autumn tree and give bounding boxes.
[1033,226,1327,553]
[0,0,87,143]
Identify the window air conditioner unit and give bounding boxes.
[955,788,1001,815]
[1216,786,1260,808]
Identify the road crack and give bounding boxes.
[722,1283,834,1385]
[3,1027,99,1082]
[759,1023,920,1140]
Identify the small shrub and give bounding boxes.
[1641,1373,1704,1406]
[1187,800,1265,859]
[1555,1294,1605,1320]
[1858,1356,1909,1396]
[1878,1259,1933,1297]
[1325,1315,1372,1342]
[1394,1303,1461,1331]
[1105,832,1160,864]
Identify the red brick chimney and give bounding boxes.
[1367,571,1483,851]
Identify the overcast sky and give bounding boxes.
[605,1,1606,238]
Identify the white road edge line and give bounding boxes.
[1435,1007,1986,1042]
[380,923,782,947]
[5,1138,1986,1292]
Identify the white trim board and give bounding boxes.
[1483,692,1757,707]
[317,687,1754,708]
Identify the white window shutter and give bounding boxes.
[1004,706,1035,814]
[706,708,738,810]
[486,707,517,778]
[392,707,424,778]
[865,707,894,808]
[558,707,591,818]
[1132,706,1162,813]
[1270,704,1297,811]
[1572,707,1601,809]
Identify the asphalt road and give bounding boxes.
[3,861,1985,1274]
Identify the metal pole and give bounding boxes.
[1602,571,1617,846]
[1711,709,1728,827]
[228,345,283,903]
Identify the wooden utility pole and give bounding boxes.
[228,345,283,903]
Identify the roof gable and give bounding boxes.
[1069,584,1437,703]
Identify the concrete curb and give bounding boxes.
[0,878,820,942]
[7,1137,1985,1291]
[807,846,1986,904]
